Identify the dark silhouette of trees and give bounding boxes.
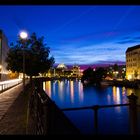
[95,67,107,84]
[113,63,119,71]
[81,67,107,85]
[81,67,95,83]
[6,32,55,80]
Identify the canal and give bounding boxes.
[43,79,140,134]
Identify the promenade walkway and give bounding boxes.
[0,81,29,135]
[0,79,80,135]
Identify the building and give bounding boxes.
[71,65,81,78]
[0,30,10,81]
[55,63,68,77]
[126,45,140,80]
[57,63,68,70]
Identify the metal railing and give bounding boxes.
[0,79,22,93]
[61,93,140,135]
[27,86,80,135]
[26,79,140,135]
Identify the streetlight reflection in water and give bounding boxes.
[43,80,84,105]
[42,80,140,134]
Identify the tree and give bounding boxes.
[113,63,119,71]
[81,67,107,85]
[122,70,126,79]
[95,67,107,84]
[81,67,95,83]
[113,63,119,79]
[6,32,55,80]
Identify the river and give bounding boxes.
[43,79,140,134]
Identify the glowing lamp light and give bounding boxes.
[115,71,119,74]
[128,75,132,80]
[19,31,28,39]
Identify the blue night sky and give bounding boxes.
[0,5,140,65]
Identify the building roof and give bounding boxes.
[57,63,67,69]
[126,44,140,53]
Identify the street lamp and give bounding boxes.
[19,31,28,93]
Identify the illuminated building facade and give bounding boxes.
[0,30,10,81]
[126,45,140,80]
[71,65,81,77]
[50,64,82,78]
[57,63,67,69]
[56,63,68,77]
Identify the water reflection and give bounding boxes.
[43,81,51,97]
[112,86,120,104]
[66,80,69,98]
[43,80,85,106]
[78,80,84,102]
[122,87,126,95]
[112,86,121,112]
[43,80,140,107]
[70,80,74,103]
[107,94,111,104]
[52,81,56,96]
[43,80,140,134]
[43,82,46,91]
[58,80,64,102]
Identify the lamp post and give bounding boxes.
[19,31,28,93]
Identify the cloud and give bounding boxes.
[116,35,140,44]
[58,30,120,44]
[51,42,126,65]
[117,40,139,44]
[95,60,125,65]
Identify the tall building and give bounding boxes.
[126,45,140,80]
[0,30,10,81]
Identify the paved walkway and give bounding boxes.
[0,83,24,120]
[0,81,29,134]
[0,79,80,135]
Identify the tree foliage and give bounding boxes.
[113,63,119,71]
[95,67,107,83]
[81,67,107,85]
[81,67,95,82]
[6,32,55,77]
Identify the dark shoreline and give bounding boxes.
[83,79,140,89]
[110,80,140,88]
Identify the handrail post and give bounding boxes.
[92,105,100,135]
[127,93,138,135]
